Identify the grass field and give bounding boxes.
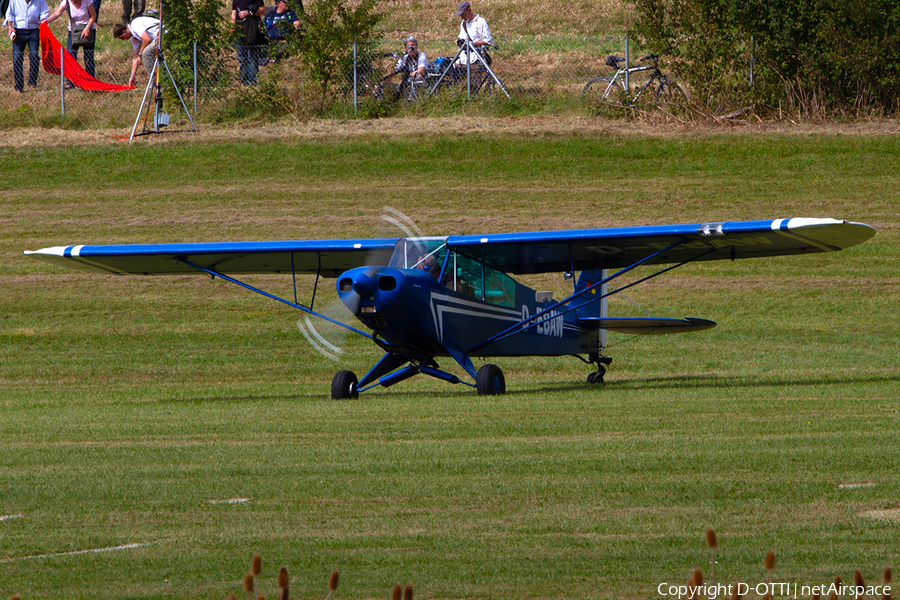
[2,131,898,600]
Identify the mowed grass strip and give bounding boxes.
[1,133,898,600]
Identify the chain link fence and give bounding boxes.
[1,33,653,125]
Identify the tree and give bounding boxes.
[299,0,384,103]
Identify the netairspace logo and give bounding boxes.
[657,582,892,599]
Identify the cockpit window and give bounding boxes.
[446,251,516,308]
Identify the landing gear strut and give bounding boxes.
[587,355,613,385]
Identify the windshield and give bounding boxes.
[387,237,449,274]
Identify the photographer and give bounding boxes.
[386,35,428,100]
[231,0,266,85]
[454,0,490,66]
[395,35,427,81]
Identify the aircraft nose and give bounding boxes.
[337,267,406,317]
[352,270,377,298]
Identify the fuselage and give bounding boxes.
[336,240,599,359]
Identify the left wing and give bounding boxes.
[445,218,875,274]
[24,238,400,277]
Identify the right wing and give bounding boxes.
[23,238,401,277]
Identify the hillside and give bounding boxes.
[374,0,636,39]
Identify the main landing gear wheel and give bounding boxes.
[476,363,506,396]
[331,369,359,399]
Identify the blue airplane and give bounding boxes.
[25,217,875,398]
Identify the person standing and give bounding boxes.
[231,0,265,85]
[263,0,300,61]
[454,0,490,66]
[120,0,142,24]
[46,0,98,87]
[5,0,50,93]
[112,14,158,87]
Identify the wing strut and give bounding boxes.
[467,242,716,353]
[177,258,374,340]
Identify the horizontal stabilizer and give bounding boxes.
[577,317,716,335]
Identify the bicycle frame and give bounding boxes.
[612,64,654,98]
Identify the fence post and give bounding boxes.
[193,42,198,114]
[750,36,755,87]
[60,47,65,117]
[353,40,358,116]
[624,33,629,93]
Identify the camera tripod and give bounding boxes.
[428,24,509,99]
[129,6,197,140]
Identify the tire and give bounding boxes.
[331,370,359,400]
[654,80,687,104]
[582,77,624,104]
[476,363,506,396]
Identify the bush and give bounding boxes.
[633,0,900,116]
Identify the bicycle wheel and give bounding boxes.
[654,80,687,103]
[582,77,624,104]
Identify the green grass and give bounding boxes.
[1,133,898,599]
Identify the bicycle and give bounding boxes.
[582,53,686,106]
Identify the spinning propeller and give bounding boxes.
[296,206,428,361]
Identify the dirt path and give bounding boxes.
[3,116,899,147]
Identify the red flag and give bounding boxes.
[40,22,134,92]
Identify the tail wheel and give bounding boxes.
[331,370,359,400]
[476,364,506,396]
[586,365,606,384]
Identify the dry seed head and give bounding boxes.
[278,587,288,600]
[764,551,775,571]
[12,596,21,600]
[329,570,340,591]
[227,594,237,600]
[730,582,743,599]
[885,568,892,583]
[258,595,265,600]
[706,528,718,549]
[693,567,703,587]
[404,582,413,600]
[811,593,820,600]
[245,573,255,592]
[835,575,843,586]
[252,554,263,577]
[278,567,289,589]
[392,583,402,600]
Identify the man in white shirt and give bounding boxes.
[5,0,50,92]
[455,0,490,66]
[112,15,159,87]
